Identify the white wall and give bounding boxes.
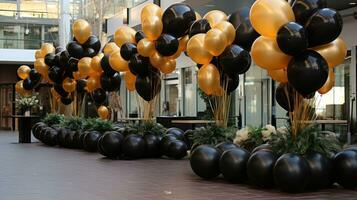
[0,49,36,64]
[129,0,154,27]
[340,7,357,49]
[160,0,185,10]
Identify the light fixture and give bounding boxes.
[350,2,357,5]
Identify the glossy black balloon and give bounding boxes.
[76,79,87,93]
[292,0,327,25]
[168,140,187,159]
[120,43,137,61]
[45,53,56,66]
[92,88,107,104]
[48,66,64,84]
[66,41,84,59]
[83,35,101,53]
[44,129,58,146]
[122,134,146,159]
[22,78,34,90]
[275,83,295,111]
[155,34,179,57]
[305,8,343,47]
[220,74,239,94]
[135,72,161,101]
[165,127,185,141]
[219,148,250,182]
[129,54,149,76]
[274,153,310,193]
[305,152,333,189]
[55,47,65,54]
[101,55,116,76]
[228,7,250,28]
[183,129,194,148]
[83,48,97,58]
[54,84,68,97]
[98,131,124,158]
[83,131,101,152]
[160,134,178,155]
[144,134,162,158]
[100,72,121,92]
[29,69,42,82]
[234,20,260,51]
[59,51,70,68]
[215,141,238,154]
[162,3,196,38]
[334,150,357,189]
[135,31,145,43]
[64,131,75,148]
[188,19,211,38]
[252,144,272,154]
[277,22,308,56]
[72,132,82,148]
[57,128,69,147]
[61,96,72,105]
[287,50,329,96]
[68,58,79,72]
[219,44,251,77]
[247,150,277,187]
[190,145,221,179]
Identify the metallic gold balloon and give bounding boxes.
[187,34,213,64]
[109,50,129,72]
[250,0,295,37]
[141,3,163,21]
[17,65,31,80]
[142,16,163,41]
[124,71,136,91]
[195,12,202,20]
[114,26,136,47]
[318,69,335,94]
[78,57,92,77]
[40,43,55,57]
[103,42,120,56]
[312,38,347,68]
[213,86,224,96]
[268,68,288,83]
[62,77,77,93]
[35,50,42,59]
[203,10,228,27]
[137,38,156,57]
[86,76,100,92]
[72,19,92,44]
[15,80,31,97]
[91,53,104,73]
[150,51,168,69]
[204,28,228,56]
[73,71,87,80]
[251,36,292,70]
[160,59,176,74]
[34,58,48,75]
[98,105,109,120]
[197,63,220,95]
[214,21,236,44]
[178,35,189,52]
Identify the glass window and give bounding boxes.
[183,67,195,116]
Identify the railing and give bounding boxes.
[0,38,57,49]
[0,9,58,19]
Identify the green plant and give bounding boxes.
[198,88,214,119]
[126,121,166,136]
[82,118,114,133]
[269,124,342,157]
[42,113,64,126]
[190,124,236,147]
[60,116,85,131]
[16,93,39,110]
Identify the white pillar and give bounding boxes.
[59,0,71,48]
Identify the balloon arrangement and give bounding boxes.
[249,0,346,111]
[186,8,257,126]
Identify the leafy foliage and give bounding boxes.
[190,124,236,146]
[197,88,214,119]
[60,116,85,131]
[126,121,166,136]
[42,113,64,126]
[82,118,114,133]
[235,126,266,152]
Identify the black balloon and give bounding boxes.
[144,134,162,158]
[160,134,178,155]
[228,7,250,28]
[184,129,194,149]
[219,148,250,182]
[66,41,84,59]
[275,83,295,111]
[100,72,121,92]
[274,153,310,193]
[55,47,65,54]
[155,34,179,57]
[247,150,277,187]
[122,134,146,159]
[188,19,211,38]
[165,128,185,141]
[61,96,72,105]
[98,131,124,158]
[57,128,69,147]
[92,88,107,104]
[168,140,187,159]
[76,79,87,93]
[22,78,34,90]
[64,131,75,148]
[72,132,82,148]
[162,3,196,38]
[190,145,221,179]
[287,50,329,96]
[59,51,70,69]
[83,48,97,57]
[277,22,308,56]
[54,84,68,97]
[292,0,327,25]
[234,20,260,51]
[252,144,272,154]
[305,8,343,47]
[129,54,149,76]
[83,35,101,53]
[135,30,146,43]
[220,74,239,94]
[215,141,238,154]
[29,69,42,83]
[305,152,333,189]
[219,44,251,77]
[120,43,137,61]
[334,150,357,189]
[101,55,116,76]
[135,71,161,101]
[45,53,56,66]
[44,129,58,146]
[68,58,79,72]
[83,131,101,152]
[49,66,64,84]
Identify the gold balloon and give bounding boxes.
[160,59,176,74]
[34,58,48,75]
[195,12,202,20]
[109,50,129,72]
[214,21,236,44]
[114,26,136,47]
[137,38,156,57]
[213,86,224,96]
[251,36,292,70]
[15,80,31,97]
[125,71,136,91]
[204,29,228,56]
[187,34,213,64]
[73,71,87,80]
[150,52,168,69]
[268,68,288,83]
[312,38,347,68]
[103,42,120,56]
[72,19,92,44]
[203,10,228,27]
[318,69,335,94]
[86,76,100,92]
[62,77,77,93]
[250,0,295,37]
[98,105,109,120]
[178,35,189,52]
[197,63,220,95]
[40,43,55,57]
[141,3,163,21]
[142,16,163,41]
[91,54,104,73]
[78,57,92,77]
[35,50,42,59]
[17,65,31,80]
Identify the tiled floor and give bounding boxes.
[0,131,356,200]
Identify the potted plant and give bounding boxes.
[15,93,39,116]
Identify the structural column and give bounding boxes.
[59,0,71,48]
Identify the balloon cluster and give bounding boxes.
[186,9,255,95]
[16,65,42,97]
[250,0,346,104]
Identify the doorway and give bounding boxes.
[0,84,14,130]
